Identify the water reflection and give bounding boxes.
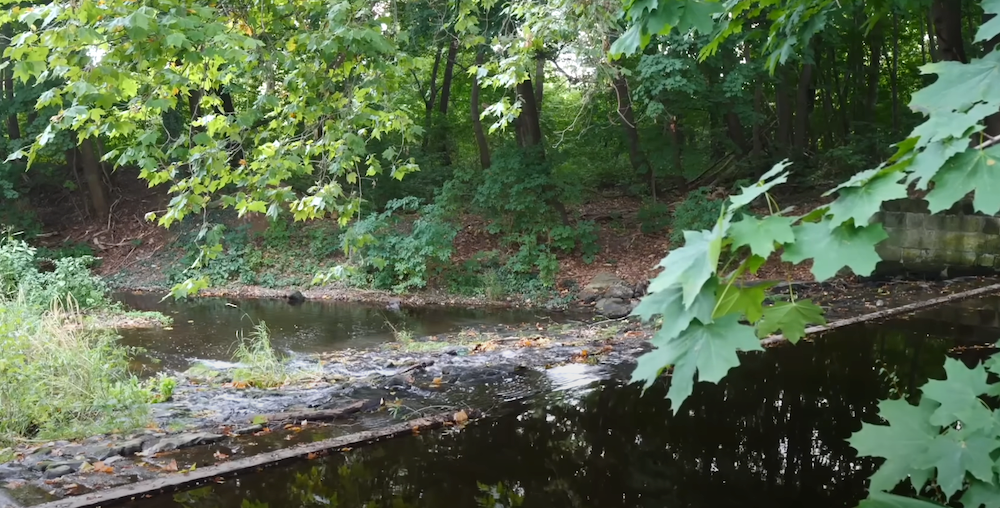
[114,292,586,371]
[122,326,984,508]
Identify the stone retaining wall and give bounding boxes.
[873,198,1000,272]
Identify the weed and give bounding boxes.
[638,201,671,234]
[231,320,289,388]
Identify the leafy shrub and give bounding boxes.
[0,236,108,309]
[670,187,724,245]
[341,197,458,293]
[638,201,671,234]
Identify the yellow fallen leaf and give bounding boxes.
[454,410,469,424]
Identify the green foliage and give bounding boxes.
[0,236,108,309]
[669,187,724,246]
[231,320,311,388]
[638,201,672,234]
[0,301,150,443]
[341,197,458,293]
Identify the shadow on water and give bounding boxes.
[113,292,588,372]
[120,316,999,508]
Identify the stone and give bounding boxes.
[595,298,632,319]
[603,284,634,300]
[139,433,224,456]
[232,425,264,436]
[0,464,23,480]
[961,215,986,233]
[287,290,305,305]
[584,272,625,291]
[881,211,905,229]
[43,465,74,479]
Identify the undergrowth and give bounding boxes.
[231,320,317,387]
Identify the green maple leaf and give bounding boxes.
[919,429,1000,498]
[925,145,1000,215]
[910,52,1000,115]
[907,139,967,190]
[728,160,792,210]
[961,480,1000,508]
[848,397,939,492]
[782,220,888,281]
[647,228,722,308]
[858,492,949,508]
[631,277,717,343]
[827,171,908,229]
[754,299,825,342]
[678,0,723,34]
[920,358,992,428]
[713,282,773,323]
[976,0,1000,43]
[728,215,795,258]
[910,102,1000,147]
[630,315,762,411]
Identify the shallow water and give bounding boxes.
[114,292,588,372]
[119,307,1000,508]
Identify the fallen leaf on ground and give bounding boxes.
[92,461,114,474]
[162,459,179,472]
[454,410,469,424]
[213,451,229,460]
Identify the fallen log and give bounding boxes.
[254,399,369,427]
[759,282,1000,347]
[33,410,481,508]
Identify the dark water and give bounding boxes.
[120,308,1000,508]
[114,292,588,371]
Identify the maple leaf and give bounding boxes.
[782,220,888,281]
[728,160,792,210]
[910,52,1000,117]
[918,429,1000,498]
[920,358,992,428]
[728,215,795,258]
[631,315,762,411]
[754,300,826,343]
[713,282,773,323]
[978,0,1000,42]
[827,171,908,229]
[647,227,723,308]
[925,145,1000,216]
[961,480,1000,508]
[632,277,716,343]
[848,398,939,492]
[906,139,967,190]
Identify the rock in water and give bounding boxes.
[386,298,401,312]
[287,290,306,305]
[595,298,633,319]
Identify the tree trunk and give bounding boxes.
[79,139,110,220]
[471,51,491,170]
[725,112,749,154]
[866,19,883,117]
[611,71,652,197]
[927,10,938,62]
[794,63,815,155]
[776,74,793,154]
[534,55,545,114]
[931,0,967,63]
[752,82,763,157]
[218,89,244,167]
[515,79,544,150]
[891,13,900,133]
[438,39,458,116]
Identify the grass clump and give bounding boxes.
[231,320,317,387]
[0,298,152,444]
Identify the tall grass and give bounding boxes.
[0,296,151,444]
[232,320,293,387]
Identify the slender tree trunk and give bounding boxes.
[866,20,884,117]
[1,25,20,142]
[776,74,793,154]
[438,39,458,116]
[919,16,928,64]
[931,0,967,63]
[752,82,764,157]
[794,63,815,155]
[217,89,244,167]
[725,112,750,154]
[927,10,939,62]
[891,13,900,133]
[534,55,545,114]
[79,139,110,220]
[611,70,652,197]
[471,51,491,170]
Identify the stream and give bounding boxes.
[5,293,1000,507]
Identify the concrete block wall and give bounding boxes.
[872,198,1000,272]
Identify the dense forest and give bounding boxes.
[1,0,991,299]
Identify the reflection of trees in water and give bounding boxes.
[145,330,955,508]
